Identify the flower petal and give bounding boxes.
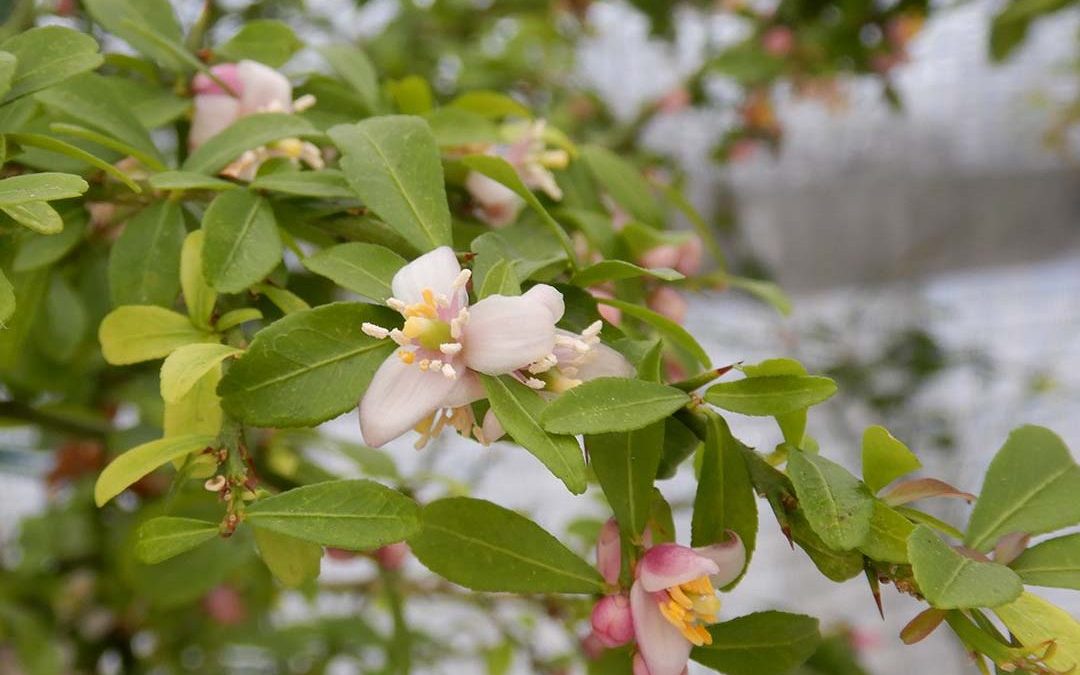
[596,518,622,585]
[638,543,719,593]
[189,95,240,149]
[462,295,557,374]
[359,353,459,447]
[192,63,242,96]
[694,532,746,588]
[480,409,506,445]
[391,246,462,306]
[576,342,635,381]
[466,172,523,228]
[237,60,293,115]
[443,370,485,409]
[522,284,565,323]
[591,594,635,648]
[631,581,693,675]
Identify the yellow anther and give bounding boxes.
[422,288,436,307]
[668,585,695,610]
[277,138,304,158]
[399,351,415,365]
[403,317,429,339]
[658,601,686,626]
[682,576,715,595]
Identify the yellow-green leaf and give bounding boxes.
[95,434,215,506]
[99,305,217,365]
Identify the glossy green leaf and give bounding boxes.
[994,592,1080,672]
[387,75,433,115]
[320,45,380,113]
[160,343,243,403]
[858,501,914,563]
[180,230,217,330]
[328,116,452,251]
[727,276,792,316]
[594,296,711,368]
[476,258,520,298]
[586,422,663,538]
[34,274,86,362]
[149,171,236,192]
[787,449,874,550]
[0,27,103,103]
[108,202,185,307]
[2,202,62,235]
[579,144,662,226]
[82,0,184,70]
[0,268,13,324]
[1010,533,1080,590]
[6,132,141,192]
[98,305,217,365]
[571,260,682,287]
[0,51,14,100]
[705,374,836,417]
[908,525,1023,609]
[245,479,419,550]
[135,517,219,564]
[12,212,86,271]
[254,527,322,587]
[409,497,604,593]
[217,20,302,67]
[302,242,405,302]
[215,308,263,332]
[541,377,689,435]
[201,190,283,293]
[861,425,922,493]
[0,173,88,206]
[163,363,223,438]
[470,221,567,285]
[450,90,531,119]
[95,434,215,506]
[219,303,398,427]
[480,374,588,495]
[965,425,1080,551]
[691,611,821,675]
[253,283,310,315]
[250,169,354,198]
[740,358,809,446]
[182,113,318,175]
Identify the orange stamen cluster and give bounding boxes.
[656,576,720,646]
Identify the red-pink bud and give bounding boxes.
[762,27,795,56]
[675,236,704,276]
[192,63,242,96]
[202,585,247,625]
[596,517,621,585]
[590,288,622,326]
[647,287,688,324]
[374,542,409,570]
[591,595,635,648]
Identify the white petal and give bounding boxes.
[237,60,293,115]
[466,172,523,227]
[359,354,459,447]
[462,295,557,375]
[443,371,485,408]
[481,409,506,445]
[631,581,693,675]
[189,95,240,149]
[522,284,564,323]
[694,533,746,588]
[575,343,635,381]
[391,246,462,306]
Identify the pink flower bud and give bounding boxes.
[675,236,704,277]
[581,632,607,660]
[374,542,410,570]
[639,244,681,271]
[202,585,247,625]
[596,517,621,585]
[192,63,243,96]
[762,27,795,56]
[647,287,688,325]
[658,88,691,115]
[590,288,622,326]
[591,595,635,648]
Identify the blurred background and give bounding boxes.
[1,0,1078,673]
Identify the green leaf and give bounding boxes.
[787,449,874,550]
[0,173,89,206]
[994,592,1080,672]
[134,517,219,564]
[253,283,310,315]
[180,230,217,330]
[571,260,683,287]
[704,374,837,417]
[82,0,184,70]
[861,425,922,494]
[907,525,1023,609]
[254,527,322,587]
[540,377,689,435]
[36,72,163,165]
[217,20,302,67]
[108,201,185,307]
[1009,533,1080,590]
[0,267,13,324]
[476,258,520,298]
[480,374,588,494]
[424,108,500,147]
[94,434,215,506]
[163,363,223,438]
[12,211,86,271]
[6,132,142,192]
[0,27,103,103]
[989,0,1073,61]
[98,305,217,365]
[34,274,86,362]
[320,45,380,113]
[219,302,398,427]
[586,422,663,538]
[965,425,1080,551]
[740,358,809,445]
[160,343,243,403]
[2,202,62,235]
[250,169,354,198]
[328,116,452,251]
[387,75,434,115]
[215,308,262,332]
[727,276,792,316]
[470,221,567,285]
[691,414,757,584]
[409,497,604,593]
[450,90,531,119]
[302,242,405,302]
[857,500,914,564]
[201,190,283,293]
[149,171,236,192]
[690,611,821,675]
[182,113,318,175]
[594,296,711,368]
[0,51,15,100]
[579,144,662,227]
[245,479,419,550]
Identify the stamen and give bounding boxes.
[389,329,410,346]
[398,351,416,364]
[429,359,443,370]
[452,269,472,289]
[418,359,431,370]
[292,94,317,112]
[583,320,603,338]
[387,298,407,313]
[441,364,457,379]
[668,586,695,610]
[440,343,462,355]
[422,288,436,307]
[525,377,545,390]
[362,322,389,340]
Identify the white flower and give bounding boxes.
[358,247,564,448]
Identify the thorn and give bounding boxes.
[865,566,884,620]
[781,525,794,549]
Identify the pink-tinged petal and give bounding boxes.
[373,542,409,570]
[480,409,506,445]
[391,246,462,305]
[466,172,523,227]
[522,284,565,323]
[631,581,693,675]
[590,288,622,325]
[576,343,635,382]
[647,287,688,325]
[443,370,485,408]
[638,544,719,593]
[192,63,243,96]
[591,595,635,648]
[462,295,557,374]
[596,517,621,585]
[359,354,459,447]
[189,95,241,149]
[236,60,293,115]
[694,532,746,588]
[632,653,687,675]
[640,244,681,271]
[676,236,704,276]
